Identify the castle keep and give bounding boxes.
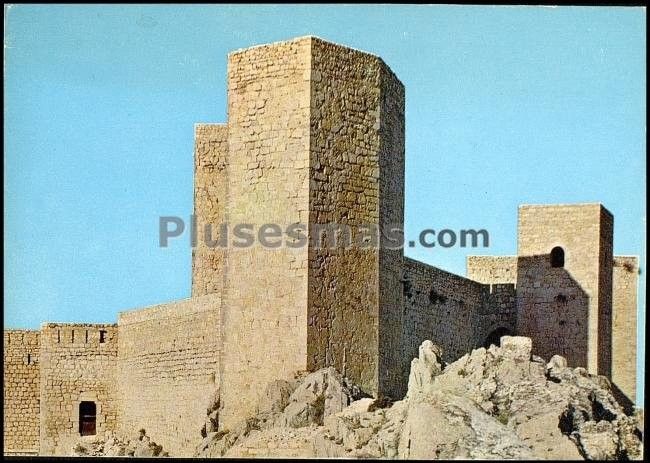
[3,37,639,456]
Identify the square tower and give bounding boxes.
[516,204,613,376]
[192,123,228,297]
[219,37,405,427]
[612,256,638,405]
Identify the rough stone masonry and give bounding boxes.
[3,36,640,457]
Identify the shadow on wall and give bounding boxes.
[516,254,589,368]
[611,381,636,415]
[483,327,512,348]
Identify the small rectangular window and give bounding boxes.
[99,330,106,343]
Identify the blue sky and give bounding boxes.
[4,5,645,401]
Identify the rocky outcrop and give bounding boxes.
[406,340,444,398]
[195,337,643,460]
[195,367,368,457]
[72,429,168,457]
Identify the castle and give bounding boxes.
[3,37,639,457]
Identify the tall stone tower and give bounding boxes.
[217,37,405,427]
[516,204,613,377]
[612,255,638,405]
[192,123,228,298]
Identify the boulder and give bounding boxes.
[257,379,295,414]
[406,340,443,397]
[280,367,353,427]
[500,335,532,361]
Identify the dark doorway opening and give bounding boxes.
[79,401,97,436]
[550,246,565,268]
[483,327,511,348]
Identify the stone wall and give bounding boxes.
[117,294,220,457]
[516,204,612,373]
[477,283,518,346]
[598,208,614,377]
[402,258,484,366]
[39,323,119,455]
[219,37,312,428]
[3,330,40,454]
[516,254,590,367]
[306,37,405,399]
[402,258,516,370]
[612,256,638,404]
[192,123,228,297]
[376,50,406,399]
[466,255,518,284]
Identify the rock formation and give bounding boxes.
[72,429,167,457]
[196,337,643,460]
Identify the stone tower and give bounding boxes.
[611,255,639,404]
[516,204,614,377]
[214,37,405,427]
[192,123,228,298]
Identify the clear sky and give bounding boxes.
[4,5,646,401]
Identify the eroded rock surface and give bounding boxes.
[195,337,643,460]
[72,429,168,457]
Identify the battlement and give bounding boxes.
[4,329,40,346]
[39,323,117,347]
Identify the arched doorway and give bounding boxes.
[483,327,511,348]
[79,401,97,436]
[550,246,565,268]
